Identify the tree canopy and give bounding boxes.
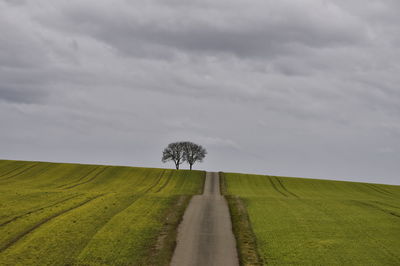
[162,141,207,170]
[182,141,207,170]
[162,142,185,170]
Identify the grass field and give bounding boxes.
[0,160,204,265]
[222,172,400,265]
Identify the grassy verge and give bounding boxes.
[220,172,263,266]
[146,195,191,265]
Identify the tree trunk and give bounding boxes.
[190,164,192,170]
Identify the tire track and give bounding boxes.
[155,170,173,193]
[77,195,147,256]
[0,163,40,181]
[372,201,400,210]
[1,169,165,255]
[266,176,288,197]
[77,171,166,255]
[12,163,55,181]
[56,167,101,189]
[371,184,395,195]
[0,165,25,178]
[0,194,82,227]
[364,184,394,197]
[0,194,105,253]
[63,167,108,189]
[274,177,300,198]
[142,170,165,194]
[84,170,165,236]
[351,200,400,219]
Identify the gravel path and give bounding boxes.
[171,172,239,266]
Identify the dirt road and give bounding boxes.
[170,172,239,266]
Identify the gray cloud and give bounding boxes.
[40,0,369,59]
[0,87,48,104]
[0,0,399,185]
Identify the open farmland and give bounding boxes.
[0,160,204,265]
[222,173,400,265]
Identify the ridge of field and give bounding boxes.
[222,173,400,265]
[0,159,205,265]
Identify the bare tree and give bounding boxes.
[162,142,185,170]
[182,142,207,170]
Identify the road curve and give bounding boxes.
[170,172,239,266]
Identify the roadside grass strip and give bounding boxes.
[0,160,205,265]
[222,172,400,265]
[220,172,263,266]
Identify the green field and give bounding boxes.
[0,160,204,265]
[222,173,400,265]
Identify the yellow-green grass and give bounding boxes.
[222,172,400,265]
[0,160,204,265]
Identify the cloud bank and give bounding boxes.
[1,0,399,184]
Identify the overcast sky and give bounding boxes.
[1,0,399,185]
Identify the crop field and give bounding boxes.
[222,173,400,265]
[0,160,204,265]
